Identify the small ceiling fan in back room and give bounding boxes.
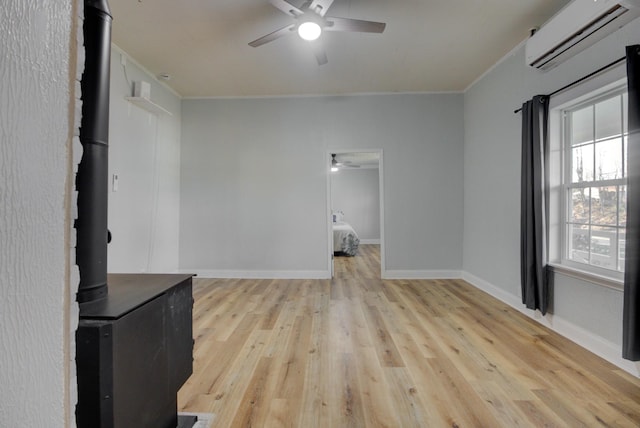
[249,0,386,65]
[332,153,361,171]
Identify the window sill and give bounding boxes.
[548,263,623,291]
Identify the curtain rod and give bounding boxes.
[513,56,627,114]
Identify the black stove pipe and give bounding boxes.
[76,0,112,303]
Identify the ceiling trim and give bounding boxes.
[183,90,463,101]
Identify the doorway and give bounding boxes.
[327,150,385,279]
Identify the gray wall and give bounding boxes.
[180,93,464,277]
[107,46,182,273]
[463,18,640,372]
[331,167,380,241]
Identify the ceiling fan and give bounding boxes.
[249,0,386,65]
[332,153,360,170]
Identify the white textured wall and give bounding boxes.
[180,94,464,277]
[331,168,380,241]
[0,0,77,426]
[463,18,640,373]
[107,45,182,273]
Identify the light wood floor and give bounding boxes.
[178,245,640,427]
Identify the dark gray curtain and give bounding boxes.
[623,45,640,361]
[520,95,550,315]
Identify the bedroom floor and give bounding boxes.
[334,244,380,280]
[178,244,640,427]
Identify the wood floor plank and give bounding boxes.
[229,357,272,427]
[178,313,261,409]
[264,398,292,428]
[360,303,405,367]
[387,297,441,359]
[328,352,366,428]
[299,290,333,428]
[179,244,640,427]
[470,380,538,427]
[382,326,460,426]
[329,299,357,354]
[201,328,268,419]
[513,398,566,428]
[349,341,400,428]
[533,388,603,427]
[607,399,640,426]
[254,280,290,330]
[426,356,503,427]
[273,315,312,402]
[448,309,549,396]
[382,366,431,428]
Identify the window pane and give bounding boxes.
[623,92,628,137]
[562,88,627,276]
[590,226,617,270]
[595,96,622,141]
[619,230,626,271]
[570,188,589,223]
[571,106,593,146]
[591,186,617,226]
[624,136,628,178]
[619,185,627,227]
[572,144,594,182]
[623,92,628,178]
[595,138,623,180]
[568,224,589,264]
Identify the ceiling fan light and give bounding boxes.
[298,21,322,41]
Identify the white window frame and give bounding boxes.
[548,65,627,290]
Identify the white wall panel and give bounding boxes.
[107,46,182,273]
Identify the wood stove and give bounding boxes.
[76,274,194,428]
[74,2,194,427]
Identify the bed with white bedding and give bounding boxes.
[333,221,360,256]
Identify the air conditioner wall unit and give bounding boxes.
[526,0,640,71]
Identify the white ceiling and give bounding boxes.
[108,0,570,98]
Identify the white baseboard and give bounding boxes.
[383,270,462,280]
[182,269,331,279]
[461,271,640,377]
[359,239,380,244]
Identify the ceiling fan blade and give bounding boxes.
[325,17,386,33]
[310,42,328,65]
[248,24,296,47]
[269,0,304,17]
[308,0,335,17]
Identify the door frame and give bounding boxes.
[326,149,385,278]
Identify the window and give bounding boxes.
[561,89,627,279]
